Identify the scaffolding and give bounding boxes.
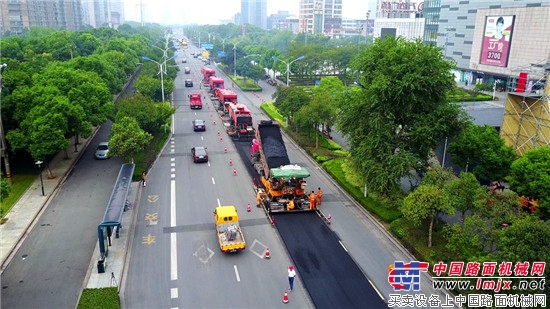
[501,63,550,156]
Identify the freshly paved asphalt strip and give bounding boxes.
[231,139,387,308]
[274,212,387,309]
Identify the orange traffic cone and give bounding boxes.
[229,159,233,166]
[224,147,227,153]
[217,131,221,135]
[282,291,289,304]
[327,214,332,224]
[264,247,271,259]
[220,137,223,142]
[247,204,251,212]
[233,168,237,176]
[213,120,216,125]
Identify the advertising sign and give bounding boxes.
[480,15,515,67]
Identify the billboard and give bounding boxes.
[480,15,515,67]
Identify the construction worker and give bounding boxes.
[287,199,295,211]
[317,187,323,206]
[256,191,262,207]
[309,191,316,210]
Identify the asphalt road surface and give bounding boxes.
[1,122,124,309]
[122,47,313,308]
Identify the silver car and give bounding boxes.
[94,142,110,159]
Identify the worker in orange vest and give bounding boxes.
[256,191,263,207]
[317,187,323,206]
[287,199,295,211]
[309,191,316,210]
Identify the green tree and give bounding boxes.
[444,172,484,225]
[1,173,12,202]
[294,77,341,148]
[497,216,550,298]
[339,36,469,196]
[402,184,454,247]
[507,146,550,219]
[444,213,491,260]
[109,116,153,163]
[116,94,175,133]
[272,85,311,122]
[448,124,517,181]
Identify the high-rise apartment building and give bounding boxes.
[0,0,123,36]
[298,0,342,37]
[241,0,267,29]
[81,0,124,28]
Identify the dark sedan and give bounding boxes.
[193,119,206,131]
[191,146,208,163]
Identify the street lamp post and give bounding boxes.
[232,41,243,78]
[272,55,305,86]
[35,160,45,196]
[142,54,177,102]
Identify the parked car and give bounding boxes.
[192,119,206,131]
[191,146,208,163]
[185,79,193,87]
[94,142,110,159]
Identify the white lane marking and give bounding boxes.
[212,177,215,184]
[339,240,348,252]
[201,136,204,140]
[368,278,385,301]
[171,287,178,298]
[172,114,176,134]
[171,162,175,167]
[171,168,175,172]
[171,180,177,281]
[234,265,241,282]
[171,158,175,162]
[217,198,221,207]
[207,161,211,167]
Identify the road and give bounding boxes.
[122,47,313,308]
[123,43,453,308]
[0,123,124,309]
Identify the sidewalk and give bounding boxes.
[0,131,137,292]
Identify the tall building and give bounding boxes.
[372,0,424,41]
[432,0,550,86]
[81,0,124,29]
[241,0,267,29]
[0,0,123,36]
[298,0,342,37]
[1,0,84,35]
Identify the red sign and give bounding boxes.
[480,16,515,67]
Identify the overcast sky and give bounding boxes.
[124,0,371,25]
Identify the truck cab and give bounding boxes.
[189,93,202,109]
[213,206,246,253]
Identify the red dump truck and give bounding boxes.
[189,93,203,109]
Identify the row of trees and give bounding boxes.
[1,24,177,178]
[268,34,549,297]
[185,24,366,85]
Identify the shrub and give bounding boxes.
[77,287,119,309]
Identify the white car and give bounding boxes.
[94,142,110,159]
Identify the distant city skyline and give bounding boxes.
[123,0,370,25]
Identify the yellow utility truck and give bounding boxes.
[213,206,246,253]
